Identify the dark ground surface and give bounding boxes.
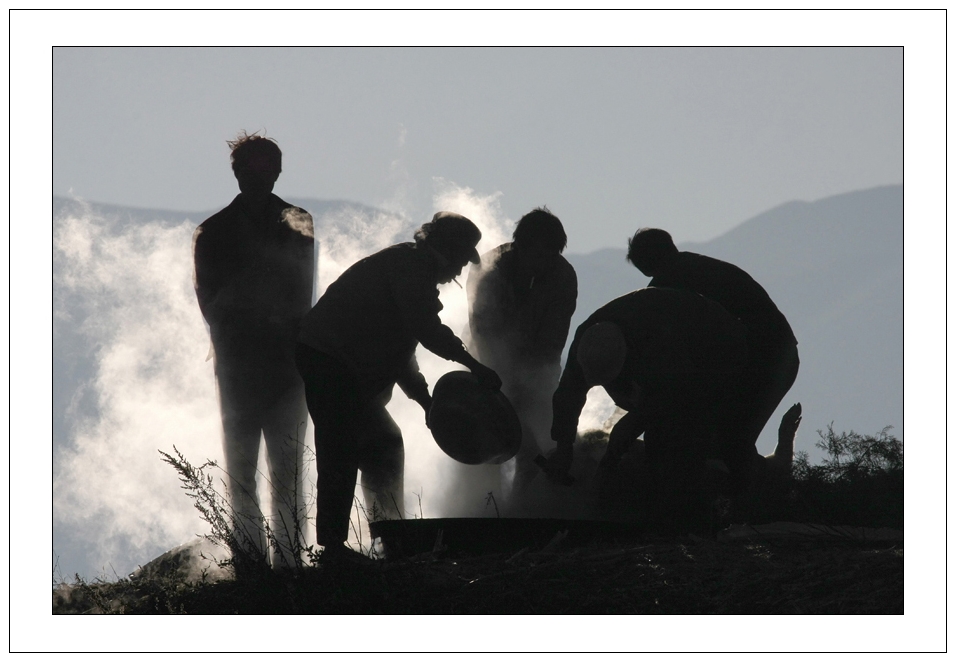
[53,428,903,615]
[53,529,902,615]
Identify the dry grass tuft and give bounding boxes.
[53,426,903,615]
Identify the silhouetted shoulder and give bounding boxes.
[467,243,510,291]
[678,251,762,287]
[274,196,314,239]
[192,199,243,266]
[195,196,240,234]
[651,251,771,303]
[477,243,511,270]
[308,242,431,313]
[553,252,577,283]
[195,195,313,238]
[652,251,795,346]
[577,286,722,331]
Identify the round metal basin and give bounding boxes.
[428,371,522,464]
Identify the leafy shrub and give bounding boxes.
[742,425,903,530]
[793,425,903,482]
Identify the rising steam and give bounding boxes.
[53,184,617,578]
[54,202,223,578]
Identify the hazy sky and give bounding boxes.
[53,46,902,252]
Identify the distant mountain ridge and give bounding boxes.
[52,195,392,228]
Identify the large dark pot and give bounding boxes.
[428,370,522,464]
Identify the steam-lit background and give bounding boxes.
[52,180,621,580]
[54,43,905,579]
[26,10,946,648]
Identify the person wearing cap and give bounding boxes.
[543,287,748,490]
[626,228,799,492]
[460,206,577,504]
[193,132,314,570]
[295,212,501,561]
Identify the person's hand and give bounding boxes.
[470,362,502,391]
[601,411,643,470]
[599,446,623,470]
[420,393,434,428]
[551,442,573,475]
[535,443,574,485]
[778,402,802,442]
[601,432,635,470]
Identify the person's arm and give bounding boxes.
[192,222,227,326]
[396,354,433,420]
[550,332,589,445]
[529,264,578,363]
[455,350,502,390]
[467,264,510,343]
[393,269,502,389]
[601,410,646,469]
[540,332,590,480]
[286,208,315,318]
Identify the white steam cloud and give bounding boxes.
[53,185,617,578]
[54,203,223,578]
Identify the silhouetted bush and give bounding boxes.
[793,425,903,481]
[737,426,903,529]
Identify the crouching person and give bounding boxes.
[626,228,799,493]
[295,212,501,563]
[540,287,749,529]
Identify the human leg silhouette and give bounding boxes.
[217,383,268,564]
[357,395,405,522]
[742,345,800,448]
[507,363,560,498]
[723,344,800,492]
[296,345,363,549]
[261,381,309,568]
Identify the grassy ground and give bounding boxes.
[52,426,903,615]
[53,533,901,615]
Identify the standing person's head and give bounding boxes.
[511,206,567,276]
[229,132,282,197]
[415,212,482,283]
[626,228,678,277]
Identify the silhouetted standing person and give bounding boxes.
[626,228,799,492]
[296,212,501,563]
[464,207,577,503]
[193,133,314,568]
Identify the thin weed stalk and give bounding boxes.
[160,428,319,578]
